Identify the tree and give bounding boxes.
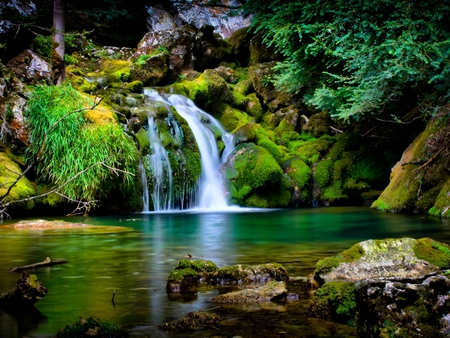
[52,0,65,85]
[242,0,450,122]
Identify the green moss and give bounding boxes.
[413,238,450,269]
[312,281,357,325]
[234,79,253,95]
[98,59,132,82]
[175,260,218,275]
[168,268,199,283]
[232,90,249,110]
[0,152,36,205]
[216,104,253,133]
[245,175,291,207]
[314,159,333,188]
[125,80,143,93]
[257,138,282,163]
[289,135,334,166]
[315,243,365,275]
[57,316,129,338]
[216,265,248,282]
[245,93,263,122]
[285,158,311,193]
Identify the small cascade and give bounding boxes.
[140,89,234,211]
[146,116,174,210]
[139,160,149,212]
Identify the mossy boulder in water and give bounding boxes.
[211,280,287,303]
[56,316,129,338]
[312,237,450,285]
[166,268,199,294]
[213,263,289,284]
[174,259,219,283]
[158,310,224,333]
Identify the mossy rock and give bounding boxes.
[244,174,292,208]
[224,143,284,206]
[245,93,263,122]
[214,103,253,133]
[158,311,224,333]
[289,134,335,166]
[234,78,254,96]
[181,69,234,110]
[303,111,330,137]
[166,268,199,293]
[213,263,289,284]
[211,280,287,303]
[372,113,450,217]
[313,238,450,285]
[0,152,36,209]
[308,281,357,325]
[284,158,312,203]
[175,259,219,281]
[56,316,129,338]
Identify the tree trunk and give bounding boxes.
[52,0,66,85]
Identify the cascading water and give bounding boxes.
[141,89,234,211]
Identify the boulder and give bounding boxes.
[356,274,450,337]
[6,49,51,84]
[213,263,289,284]
[166,268,199,294]
[211,280,287,303]
[312,237,450,285]
[248,62,280,105]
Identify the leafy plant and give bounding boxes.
[25,82,138,207]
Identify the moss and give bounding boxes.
[314,159,333,188]
[234,79,253,95]
[413,238,450,269]
[167,268,199,284]
[315,243,365,275]
[285,158,312,192]
[310,281,357,325]
[245,175,291,207]
[182,69,234,110]
[98,59,132,82]
[216,103,253,133]
[175,260,219,275]
[257,138,282,163]
[125,80,143,93]
[0,152,36,206]
[232,90,249,110]
[56,316,129,338]
[216,265,248,282]
[245,93,263,122]
[429,178,450,218]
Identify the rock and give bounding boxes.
[303,111,330,138]
[57,316,129,338]
[372,107,450,218]
[145,6,177,32]
[166,268,199,294]
[228,26,252,66]
[213,263,289,284]
[2,92,29,145]
[158,311,223,333]
[211,280,288,303]
[248,62,280,105]
[356,274,450,337]
[249,32,282,64]
[194,25,232,71]
[270,106,300,135]
[173,259,219,283]
[312,237,450,285]
[6,49,51,84]
[308,281,357,325]
[173,0,251,38]
[131,52,168,86]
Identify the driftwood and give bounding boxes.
[9,257,68,273]
[0,272,48,308]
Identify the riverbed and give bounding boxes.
[0,206,449,337]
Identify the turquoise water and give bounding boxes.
[0,206,449,337]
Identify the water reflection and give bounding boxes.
[0,207,448,337]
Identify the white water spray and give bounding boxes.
[141,89,234,211]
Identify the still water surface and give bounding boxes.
[0,206,449,337]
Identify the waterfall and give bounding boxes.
[141,89,234,211]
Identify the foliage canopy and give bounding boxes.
[243,0,450,121]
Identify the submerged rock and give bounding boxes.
[56,316,129,338]
[211,280,288,303]
[157,310,223,333]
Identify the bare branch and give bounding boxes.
[375,116,422,124]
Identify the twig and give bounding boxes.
[375,116,422,124]
[9,257,68,273]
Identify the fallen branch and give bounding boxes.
[9,257,68,273]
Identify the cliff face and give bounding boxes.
[372,107,450,218]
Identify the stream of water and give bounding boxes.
[0,207,449,337]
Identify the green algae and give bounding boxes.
[413,238,450,269]
[315,243,365,275]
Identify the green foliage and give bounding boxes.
[25,83,138,204]
[244,0,450,120]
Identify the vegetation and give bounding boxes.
[243,0,450,121]
[57,316,129,338]
[25,82,138,213]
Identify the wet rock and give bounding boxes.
[2,92,29,145]
[356,274,450,337]
[303,111,330,138]
[6,49,51,84]
[174,259,219,283]
[211,280,288,303]
[158,310,223,333]
[145,6,177,32]
[57,316,129,338]
[166,268,199,294]
[213,263,290,284]
[248,62,280,105]
[312,237,450,285]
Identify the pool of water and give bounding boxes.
[0,206,449,337]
